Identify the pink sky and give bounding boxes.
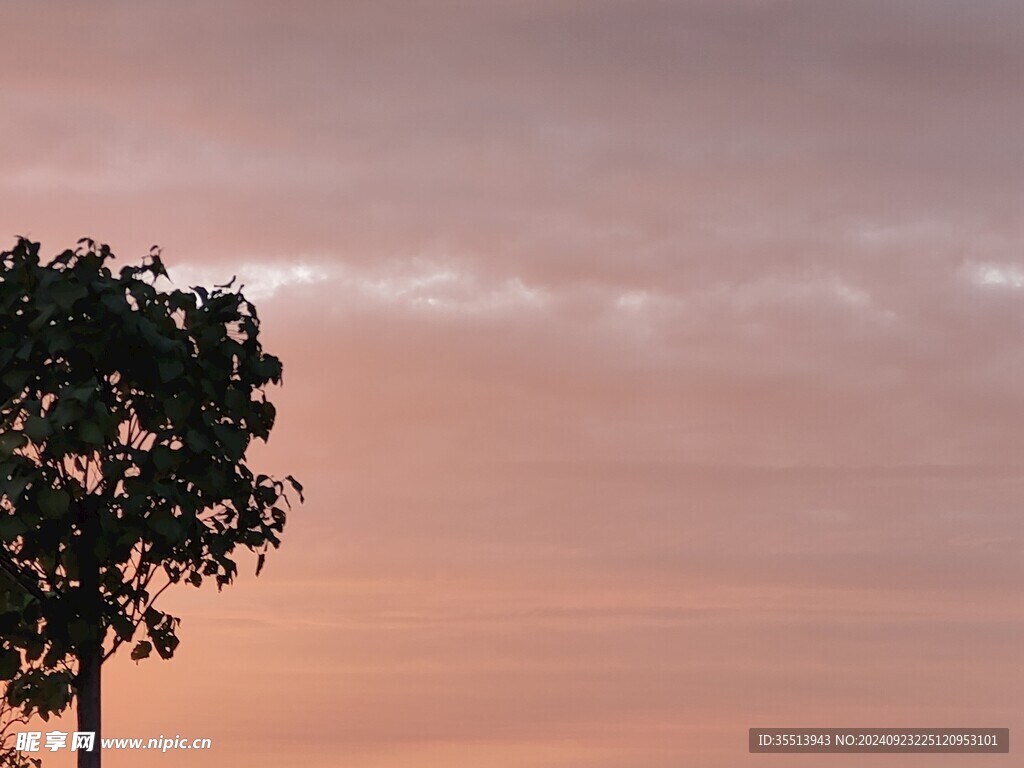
[4,2,1024,766]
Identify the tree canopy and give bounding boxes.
[0,238,301,763]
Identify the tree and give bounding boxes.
[0,238,302,768]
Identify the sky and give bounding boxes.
[3,1,1024,766]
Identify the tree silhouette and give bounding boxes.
[0,238,302,768]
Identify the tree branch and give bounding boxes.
[0,551,48,603]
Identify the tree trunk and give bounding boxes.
[76,639,101,768]
[76,500,102,768]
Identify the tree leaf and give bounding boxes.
[286,475,304,503]
[0,514,29,541]
[78,420,104,446]
[37,488,70,519]
[130,640,152,662]
[157,359,184,383]
[151,445,177,473]
[0,647,20,680]
[0,432,27,456]
[22,415,52,442]
[110,614,135,643]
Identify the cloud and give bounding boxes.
[966,262,1024,290]
[158,261,331,300]
[161,256,549,314]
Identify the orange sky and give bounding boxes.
[4,2,1024,766]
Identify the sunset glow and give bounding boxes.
[3,2,1024,766]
